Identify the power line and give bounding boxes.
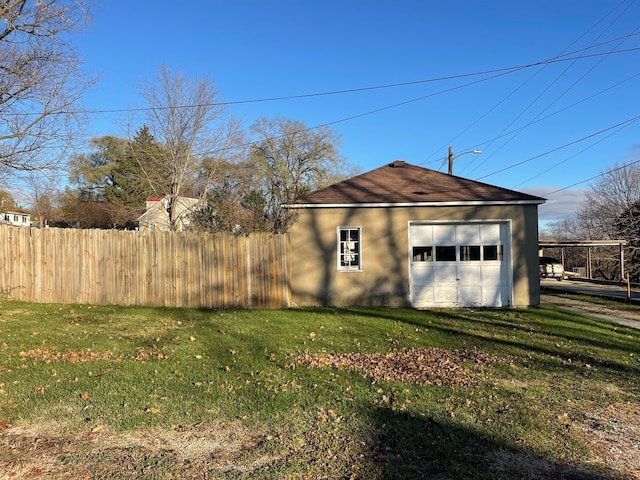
[512,118,636,188]
[439,0,638,170]
[5,43,640,119]
[69,46,640,115]
[542,157,640,197]
[27,62,533,159]
[463,3,640,176]
[473,71,640,151]
[475,115,640,181]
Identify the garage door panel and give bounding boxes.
[482,289,504,307]
[457,224,481,244]
[412,286,434,305]
[433,286,457,304]
[410,225,434,244]
[458,264,481,284]
[434,225,456,243]
[480,223,501,242]
[411,264,434,284]
[482,264,502,284]
[433,265,457,283]
[459,286,483,306]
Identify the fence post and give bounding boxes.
[626,273,631,302]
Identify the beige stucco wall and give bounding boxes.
[288,204,540,308]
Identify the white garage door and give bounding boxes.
[409,222,511,308]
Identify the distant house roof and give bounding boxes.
[287,160,545,207]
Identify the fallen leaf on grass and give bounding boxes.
[20,347,118,363]
[134,346,167,361]
[288,348,502,387]
[145,407,160,414]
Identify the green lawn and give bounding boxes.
[1,301,638,479]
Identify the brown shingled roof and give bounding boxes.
[297,160,545,205]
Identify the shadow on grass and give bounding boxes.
[353,406,626,480]
[313,306,640,378]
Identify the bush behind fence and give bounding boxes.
[0,225,291,309]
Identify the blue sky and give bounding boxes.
[71,1,640,226]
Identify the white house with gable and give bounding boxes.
[138,196,199,232]
[1,210,31,227]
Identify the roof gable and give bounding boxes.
[294,160,545,206]
[138,196,199,223]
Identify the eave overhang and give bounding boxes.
[284,199,546,209]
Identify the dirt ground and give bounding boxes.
[541,293,640,479]
[541,292,640,329]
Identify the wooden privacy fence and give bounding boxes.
[0,225,291,309]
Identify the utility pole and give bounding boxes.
[447,146,482,175]
[448,146,454,175]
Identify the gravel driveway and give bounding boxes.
[541,292,640,330]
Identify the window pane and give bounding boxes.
[460,245,481,261]
[435,246,456,261]
[339,228,361,269]
[483,245,503,261]
[412,246,433,262]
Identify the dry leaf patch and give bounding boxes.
[288,347,501,386]
[19,347,118,363]
[18,345,169,363]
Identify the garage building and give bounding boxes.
[286,160,545,308]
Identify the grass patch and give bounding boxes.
[1,301,639,479]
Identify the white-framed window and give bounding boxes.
[483,244,504,261]
[412,246,433,262]
[337,226,361,271]
[460,245,481,261]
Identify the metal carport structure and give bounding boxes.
[539,240,628,280]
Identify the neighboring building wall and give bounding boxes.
[138,197,198,232]
[0,211,31,227]
[288,204,540,308]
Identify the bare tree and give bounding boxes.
[578,161,640,237]
[249,116,347,233]
[0,0,96,180]
[21,171,61,226]
[0,188,16,210]
[541,217,585,242]
[189,159,270,234]
[140,65,243,230]
[577,160,640,280]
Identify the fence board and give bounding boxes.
[0,225,291,309]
